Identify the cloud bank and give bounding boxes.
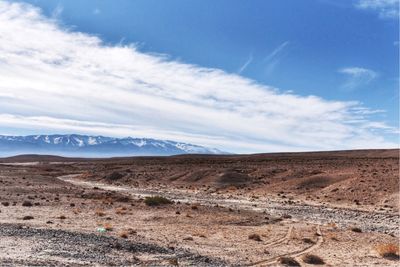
[0,1,396,153]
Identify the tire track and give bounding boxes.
[261,225,293,248]
[247,225,323,266]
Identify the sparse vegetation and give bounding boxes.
[248,233,262,241]
[144,196,172,206]
[95,209,106,217]
[279,256,301,266]
[303,238,315,244]
[22,201,32,207]
[22,215,34,220]
[119,231,129,239]
[104,223,113,231]
[302,254,324,265]
[115,207,127,215]
[168,258,179,266]
[106,171,124,181]
[375,243,400,260]
[73,208,81,214]
[351,227,362,233]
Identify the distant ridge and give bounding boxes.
[0,134,226,157]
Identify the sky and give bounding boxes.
[0,0,398,153]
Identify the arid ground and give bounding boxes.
[0,149,399,266]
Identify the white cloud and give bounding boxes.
[0,1,396,153]
[338,67,378,89]
[355,0,399,19]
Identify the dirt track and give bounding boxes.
[59,174,399,236]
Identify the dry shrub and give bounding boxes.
[22,201,33,207]
[106,171,124,181]
[104,223,113,231]
[119,231,129,239]
[302,238,315,244]
[330,235,339,241]
[72,208,81,214]
[248,233,262,241]
[327,222,337,228]
[279,256,301,266]
[127,228,137,235]
[95,209,106,217]
[144,196,172,206]
[79,172,93,179]
[58,215,67,220]
[168,258,179,266]
[376,243,400,260]
[350,227,362,233]
[115,207,127,215]
[302,254,324,265]
[101,197,114,205]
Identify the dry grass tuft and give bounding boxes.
[119,231,129,239]
[248,233,262,242]
[95,209,106,217]
[350,227,362,233]
[144,196,172,206]
[104,223,113,231]
[302,238,315,244]
[115,207,127,215]
[376,243,400,260]
[327,222,337,228]
[279,256,301,266]
[72,208,81,214]
[302,254,324,265]
[168,258,179,266]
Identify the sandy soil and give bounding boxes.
[0,149,398,266]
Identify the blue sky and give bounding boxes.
[0,0,398,152]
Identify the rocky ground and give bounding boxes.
[0,149,399,266]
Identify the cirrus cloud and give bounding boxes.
[355,0,399,19]
[0,1,397,153]
[338,67,378,89]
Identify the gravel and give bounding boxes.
[0,223,227,266]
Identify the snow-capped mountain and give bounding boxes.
[0,134,226,157]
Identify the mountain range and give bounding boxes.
[0,134,225,157]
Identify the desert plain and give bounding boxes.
[0,149,398,266]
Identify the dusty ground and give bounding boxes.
[0,149,399,266]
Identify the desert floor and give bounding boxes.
[0,149,398,266]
